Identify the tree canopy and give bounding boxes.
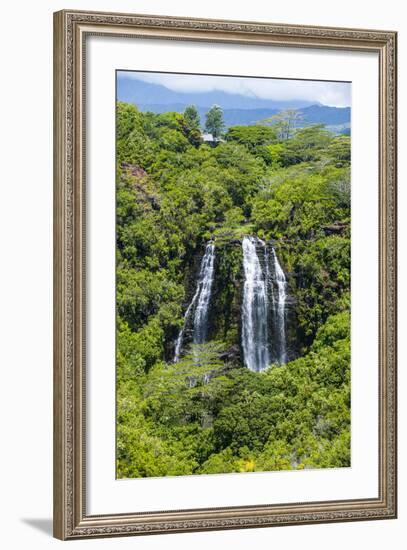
[184,104,201,130]
[205,104,225,138]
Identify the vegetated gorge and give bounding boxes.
[116,101,351,478]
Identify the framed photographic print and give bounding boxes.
[53,9,397,540]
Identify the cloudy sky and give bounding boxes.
[118,71,351,108]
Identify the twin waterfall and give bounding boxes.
[174,237,288,371]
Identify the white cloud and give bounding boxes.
[118,71,351,107]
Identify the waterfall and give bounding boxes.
[193,242,216,344]
[173,241,215,362]
[241,237,288,370]
[175,236,288,368]
[271,248,287,365]
[173,296,198,363]
[241,237,270,372]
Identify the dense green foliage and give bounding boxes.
[116,101,351,477]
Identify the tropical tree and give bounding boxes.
[226,125,278,151]
[184,104,201,131]
[205,104,225,138]
[259,108,303,140]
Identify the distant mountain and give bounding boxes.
[117,76,316,111]
[217,108,281,126]
[227,104,351,132]
[117,76,350,134]
[299,104,351,126]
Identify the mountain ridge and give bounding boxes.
[117,77,350,132]
[117,76,318,110]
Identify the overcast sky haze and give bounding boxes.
[118,71,351,108]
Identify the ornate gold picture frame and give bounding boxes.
[53,9,397,540]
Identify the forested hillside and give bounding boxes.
[116,101,351,478]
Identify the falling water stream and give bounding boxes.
[193,242,216,344]
[241,236,270,372]
[241,237,288,371]
[173,241,215,362]
[271,248,288,365]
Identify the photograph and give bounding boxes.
[116,70,352,479]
